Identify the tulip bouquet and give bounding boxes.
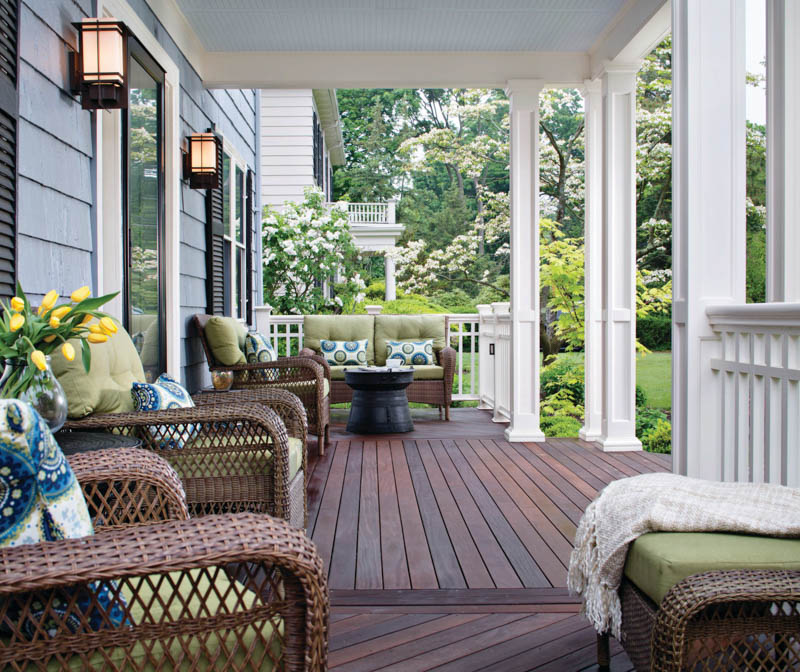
[0,282,119,398]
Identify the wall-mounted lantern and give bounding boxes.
[69,18,128,110]
[184,131,222,189]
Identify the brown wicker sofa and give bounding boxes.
[194,314,331,453]
[53,326,309,527]
[299,314,457,420]
[598,532,800,671]
[0,447,328,671]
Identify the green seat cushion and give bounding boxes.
[624,532,800,605]
[52,325,146,419]
[303,315,375,365]
[374,314,446,365]
[204,316,247,366]
[329,365,443,381]
[14,568,283,670]
[186,435,304,480]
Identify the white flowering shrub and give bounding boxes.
[262,187,365,314]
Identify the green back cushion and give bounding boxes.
[624,532,800,604]
[204,317,247,366]
[303,315,376,365]
[374,315,446,366]
[52,325,146,418]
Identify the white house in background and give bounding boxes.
[259,88,405,300]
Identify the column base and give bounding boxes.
[579,426,602,442]
[598,436,643,452]
[505,415,546,443]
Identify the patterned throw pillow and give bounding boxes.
[131,373,196,449]
[244,331,277,363]
[386,339,435,366]
[320,339,369,366]
[0,400,127,637]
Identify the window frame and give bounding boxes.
[221,140,249,322]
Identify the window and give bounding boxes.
[207,143,252,322]
[123,36,165,382]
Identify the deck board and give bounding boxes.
[310,408,670,671]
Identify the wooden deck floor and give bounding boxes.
[308,408,671,671]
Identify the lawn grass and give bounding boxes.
[636,351,672,410]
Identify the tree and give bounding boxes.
[262,188,366,314]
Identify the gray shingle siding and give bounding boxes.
[17,0,260,393]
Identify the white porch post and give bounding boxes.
[766,0,800,302]
[672,0,746,476]
[384,254,397,301]
[580,79,604,442]
[504,79,546,443]
[597,65,642,452]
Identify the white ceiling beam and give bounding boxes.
[589,0,670,78]
[145,0,208,77]
[200,51,590,90]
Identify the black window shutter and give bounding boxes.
[245,168,254,325]
[0,0,18,303]
[205,140,225,315]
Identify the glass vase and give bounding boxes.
[0,356,68,432]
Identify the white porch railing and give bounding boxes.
[253,304,513,408]
[343,202,392,224]
[706,303,800,487]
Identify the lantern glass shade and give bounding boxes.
[186,133,221,189]
[72,18,127,109]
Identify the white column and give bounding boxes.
[597,65,641,452]
[580,79,604,443]
[672,0,746,477]
[766,0,800,302]
[384,254,397,301]
[504,79,546,443]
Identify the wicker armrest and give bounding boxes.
[303,354,331,380]
[193,387,308,446]
[438,346,457,386]
[651,569,800,672]
[64,403,295,520]
[68,447,189,530]
[0,513,328,671]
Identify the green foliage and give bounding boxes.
[431,288,476,313]
[262,188,365,314]
[746,229,766,303]
[365,281,386,300]
[541,355,584,405]
[540,415,583,438]
[642,419,672,454]
[637,315,671,351]
[355,294,448,315]
[635,405,670,452]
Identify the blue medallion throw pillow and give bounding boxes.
[320,339,369,366]
[0,400,127,637]
[385,339,434,365]
[131,373,196,449]
[244,331,277,363]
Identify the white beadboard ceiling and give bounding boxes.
[172,0,628,53]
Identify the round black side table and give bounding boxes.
[344,368,415,434]
[54,431,142,456]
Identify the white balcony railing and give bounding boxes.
[252,305,512,407]
[344,202,392,224]
[705,302,800,487]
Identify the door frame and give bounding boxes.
[95,0,181,379]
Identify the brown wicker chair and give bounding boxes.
[193,314,331,454]
[0,447,329,671]
[598,571,800,671]
[64,389,309,528]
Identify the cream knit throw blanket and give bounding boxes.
[567,473,800,639]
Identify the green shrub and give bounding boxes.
[432,288,477,313]
[637,315,671,351]
[642,418,672,453]
[541,415,582,438]
[635,385,648,409]
[636,405,668,438]
[355,294,448,315]
[541,355,584,405]
[365,281,386,300]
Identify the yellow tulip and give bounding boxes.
[30,350,46,372]
[80,314,93,326]
[87,333,108,344]
[51,306,71,320]
[38,290,59,315]
[43,335,56,343]
[70,286,91,303]
[61,343,75,361]
[10,297,23,312]
[88,324,102,334]
[99,317,118,335]
[9,314,24,332]
[49,316,60,329]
